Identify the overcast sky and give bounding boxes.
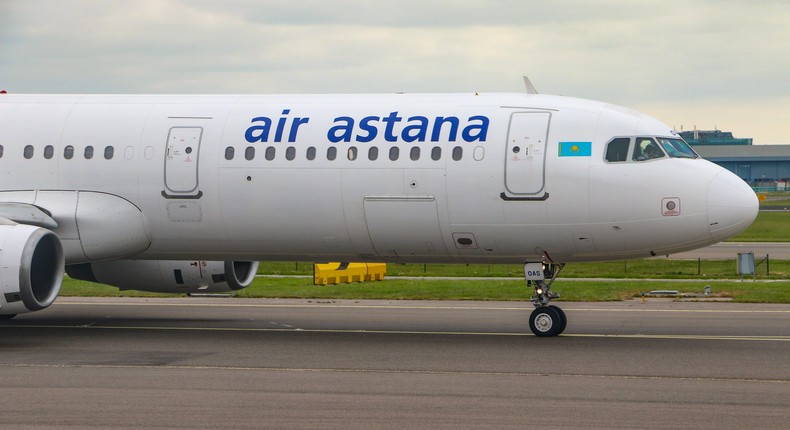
[2,0,788,143]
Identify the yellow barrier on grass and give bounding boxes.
[313,262,387,285]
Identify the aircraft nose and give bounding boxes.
[707,170,759,241]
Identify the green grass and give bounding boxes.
[758,191,790,208]
[59,276,790,303]
[761,199,790,208]
[61,279,176,298]
[55,202,790,303]
[260,259,789,280]
[729,211,790,242]
[229,278,790,304]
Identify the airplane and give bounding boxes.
[0,89,758,336]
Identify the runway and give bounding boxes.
[2,297,789,429]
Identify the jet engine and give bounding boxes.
[66,260,259,294]
[0,224,64,317]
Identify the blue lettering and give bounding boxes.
[274,109,290,142]
[328,116,354,143]
[245,109,310,143]
[356,116,380,142]
[289,117,309,142]
[462,115,489,142]
[247,111,489,144]
[382,111,403,142]
[245,117,272,142]
[431,116,460,142]
[402,116,428,143]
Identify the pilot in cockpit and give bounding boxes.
[634,138,664,161]
[644,144,662,159]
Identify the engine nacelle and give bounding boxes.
[66,260,259,294]
[0,224,64,315]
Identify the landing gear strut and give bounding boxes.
[525,262,566,337]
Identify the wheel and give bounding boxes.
[529,306,561,337]
[549,305,567,335]
[0,314,17,320]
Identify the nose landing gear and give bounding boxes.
[525,262,567,337]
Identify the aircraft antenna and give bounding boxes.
[522,76,538,95]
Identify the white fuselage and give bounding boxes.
[0,93,758,264]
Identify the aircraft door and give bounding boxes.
[504,112,551,196]
[163,126,203,198]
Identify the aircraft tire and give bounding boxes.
[549,305,567,335]
[529,306,562,337]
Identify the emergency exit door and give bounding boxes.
[504,112,551,196]
[163,127,202,198]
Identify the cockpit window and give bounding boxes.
[633,138,664,161]
[605,138,631,162]
[658,138,698,159]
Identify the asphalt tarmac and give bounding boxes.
[1,297,789,429]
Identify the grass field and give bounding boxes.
[258,259,788,279]
[60,255,790,304]
[758,191,790,208]
[60,276,790,304]
[57,205,790,303]
[761,200,790,208]
[729,211,790,242]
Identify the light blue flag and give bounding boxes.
[558,141,592,157]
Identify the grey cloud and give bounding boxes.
[1,0,788,141]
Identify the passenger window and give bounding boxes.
[452,146,463,161]
[306,146,316,160]
[85,146,94,159]
[410,146,420,161]
[633,138,664,161]
[286,146,296,161]
[104,146,114,160]
[389,146,399,161]
[24,145,34,159]
[245,146,255,160]
[265,147,275,161]
[368,146,378,161]
[225,146,234,160]
[64,145,74,159]
[431,146,441,161]
[348,146,358,161]
[327,146,337,161]
[605,138,630,162]
[44,145,54,159]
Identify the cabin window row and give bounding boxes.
[0,145,118,160]
[225,145,466,162]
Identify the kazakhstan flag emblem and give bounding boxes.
[558,141,592,157]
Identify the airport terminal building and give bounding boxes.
[681,130,790,191]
